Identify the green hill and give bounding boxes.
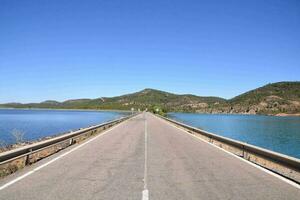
[0,88,225,112]
[98,88,226,112]
[228,82,300,115]
[1,82,299,115]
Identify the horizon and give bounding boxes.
[1,0,300,103]
[1,81,299,104]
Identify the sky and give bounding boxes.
[0,0,299,103]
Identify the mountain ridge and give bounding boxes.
[1,81,299,115]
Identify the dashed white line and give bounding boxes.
[142,113,149,200]
[142,189,149,200]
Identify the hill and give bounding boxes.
[1,82,299,115]
[0,88,226,112]
[98,88,226,112]
[192,82,300,115]
[228,82,300,115]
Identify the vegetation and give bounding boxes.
[148,105,167,116]
[0,139,6,149]
[0,129,26,153]
[227,81,300,115]
[11,129,25,143]
[1,82,299,115]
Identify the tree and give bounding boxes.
[11,129,25,143]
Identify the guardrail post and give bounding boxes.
[25,148,33,165]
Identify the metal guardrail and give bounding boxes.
[157,114,300,183]
[0,114,136,177]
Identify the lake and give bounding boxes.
[0,109,129,145]
[167,113,300,159]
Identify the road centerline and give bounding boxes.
[142,113,149,200]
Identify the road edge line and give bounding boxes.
[154,114,300,190]
[0,114,139,191]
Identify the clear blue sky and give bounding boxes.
[0,0,299,103]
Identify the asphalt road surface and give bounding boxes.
[0,113,299,200]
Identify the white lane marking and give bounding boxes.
[142,189,149,200]
[0,115,138,191]
[154,114,300,190]
[142,113,149,200]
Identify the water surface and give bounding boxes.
[168,113,300,159]
[0,109,129,145]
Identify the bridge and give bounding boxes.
[0,113,299,199]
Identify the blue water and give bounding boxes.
[167,113,300,159]
[0,109,129,145]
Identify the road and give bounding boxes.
[0,113,299,199]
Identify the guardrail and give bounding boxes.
[157,114,300,184]
[0,114,136,178]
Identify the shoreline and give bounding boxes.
[1,107,299,117]
[275,113,300,117]
[170,111,300,117]
[0,107,132,113]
